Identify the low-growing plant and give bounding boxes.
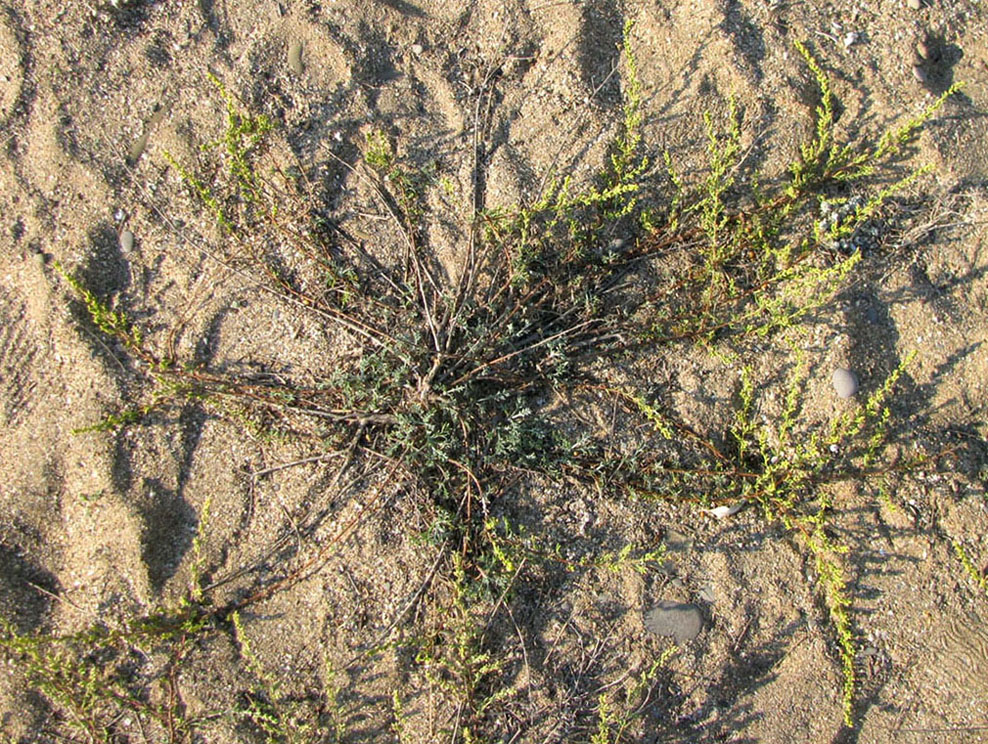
[954,540,988,596]
[590,647,675,744]
[0,604,213,742]
[603,345,919,724]
[3,29,966,743]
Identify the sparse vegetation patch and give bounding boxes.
[1,26,970,744]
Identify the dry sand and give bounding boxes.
[2,0,988,742]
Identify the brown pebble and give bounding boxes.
[912,64,928,83]
[916,40,930,60]
[907,0,922,9]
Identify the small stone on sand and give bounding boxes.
[288,42,303,75]
[644,600,704,643]
[832,368,859,399]
[119,229,134,254]
[907,0,922,9]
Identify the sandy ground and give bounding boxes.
[2,0,988,742]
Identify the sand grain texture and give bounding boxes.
[2,0,988,741]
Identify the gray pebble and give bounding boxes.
[644,600,704,643]
[912,64,928,83]
[127,105,169,166]
[128,130,151,165]
[832,368,859,399]
[664,529,693,552]
[288,42,304,75]
[119,229,134,254]
[698,584,717,603]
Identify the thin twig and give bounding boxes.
[250,451,344,478]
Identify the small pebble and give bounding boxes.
[411,43,424,56]
[119,229,134,254]
[288,42,303,75]
[843,31,860,49]
[912,64,928,83]
[832,368,859,399]
[644,600,704,643]
[916,40,930,60]
[663,529,692,552]
[128,106,168,166]
[907,0,922,8]
[128,130,151,165]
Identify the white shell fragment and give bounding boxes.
[704,503,744,519]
